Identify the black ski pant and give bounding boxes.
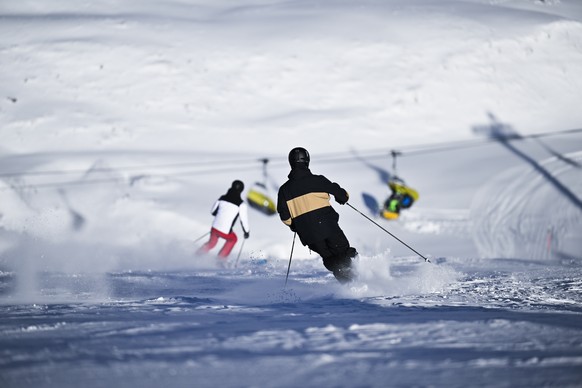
[307,226,356,282]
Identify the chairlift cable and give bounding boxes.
[1,127,580,190]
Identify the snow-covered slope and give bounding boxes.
[472,148,582,259]
[2,0,582,154]
[1,0,581,267]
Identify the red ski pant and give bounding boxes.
[198,228,238,258]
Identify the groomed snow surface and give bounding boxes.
[1,0,582,387]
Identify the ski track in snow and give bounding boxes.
[1,256,582,387]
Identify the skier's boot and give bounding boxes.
[333,266,355,284]
[332,247,358,284]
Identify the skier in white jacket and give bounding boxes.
[197,180,250,260]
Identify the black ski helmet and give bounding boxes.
[288,147,310,168]
[231,180,244,192]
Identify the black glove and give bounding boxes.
[289,223,296,232]
[336,196,348,205]
[244,231,250,239]
[336,190,349,205]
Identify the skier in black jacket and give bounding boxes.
[277,147,357,283]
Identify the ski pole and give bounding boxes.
[284,232,297,288]
[346,203,431,263]
[193,232,210,244]
[234,238,246,268]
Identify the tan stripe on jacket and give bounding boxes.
[286,192,331,221]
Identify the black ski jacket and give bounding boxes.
[277,165,349,245]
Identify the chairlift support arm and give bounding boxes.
[390,150,402,176]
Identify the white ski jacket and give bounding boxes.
[210,197,250,235]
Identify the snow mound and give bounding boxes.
[471,150,582,260]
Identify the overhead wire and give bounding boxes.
[0,162,271,190]
[0,157,268,178]
[1,127,580,191]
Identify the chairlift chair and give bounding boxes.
[381,150,419,220]
[247,158,277,216]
